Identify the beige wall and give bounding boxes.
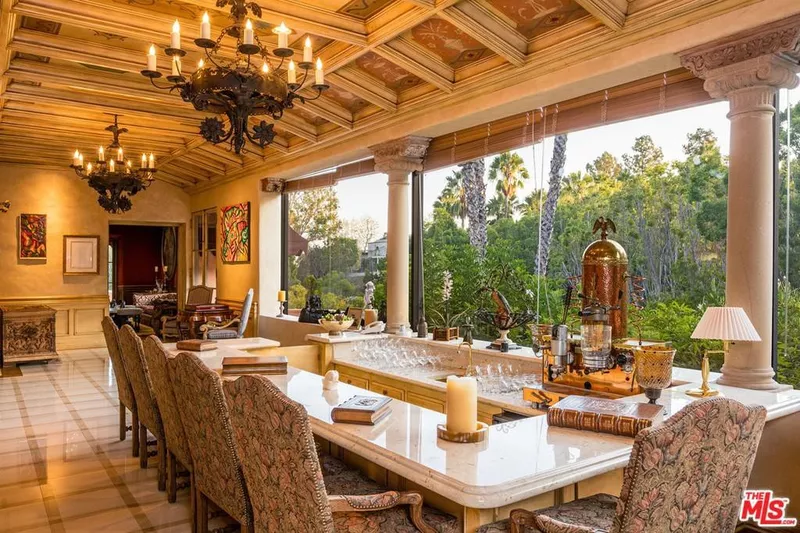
[0,164,191,348]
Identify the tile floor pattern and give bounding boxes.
[0,349,192,532]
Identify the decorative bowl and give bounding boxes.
[318,317,354,336]
[634,345,676,404]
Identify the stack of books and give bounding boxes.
[176,339,217,352]
[331,395,392,425]
[221,356,288,376]
[546,395,663,437]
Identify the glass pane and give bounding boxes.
[206,210,217,251]
[192,251,204,286]
[206,250,217,289]
[193,213,204,251]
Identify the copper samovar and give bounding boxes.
[581,217,628,340]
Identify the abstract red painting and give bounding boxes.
[19,213,46,259]
[220,202,250,263]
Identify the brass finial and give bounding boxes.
[592,217,617,240]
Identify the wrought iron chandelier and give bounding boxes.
[141,0,329,154]
[69,115,157,214]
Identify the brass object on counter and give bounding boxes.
[437,421,488,443]
[686,344,725,398]
[582,217,628,340]
[458,342,476,377]
[634,345,676,404]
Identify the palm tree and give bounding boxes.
[459,159,488,257]
[536,134,568,276]
[487,191,519,222]
[434,171,467,228]
[488,152,529,219]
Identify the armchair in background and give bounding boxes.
[200,289,254,340]
[161,285,214,341]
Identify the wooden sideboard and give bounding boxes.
[0,305,58,367]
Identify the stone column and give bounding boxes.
[681,18,800,390]
[370,136,431,334]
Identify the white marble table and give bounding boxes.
[177,337,800,510]
[162,337,281,369]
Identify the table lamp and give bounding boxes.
[687,306,761,397]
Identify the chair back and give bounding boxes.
[118,325,163,440]
[168,352,252,527]
[186,285,214,306]
[237,288,254,338]
[142,336,192,471]
[101,317,136,412]
[224,375,333,532]
[613,397,767,533]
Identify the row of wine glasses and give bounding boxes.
[351,338,452,373]
[472,362,542,394]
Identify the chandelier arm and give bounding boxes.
[301,86,325,102]
[149,77,177,91]
[205,45,225,70]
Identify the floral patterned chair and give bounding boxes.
[477,397,767,533]
[167,352,253,533]
[101,317,139,458]
[142,336,195,521]
[223,374,460,533]
[118,325,167,491]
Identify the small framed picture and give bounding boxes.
[63,235,100,275]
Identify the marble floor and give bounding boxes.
[0,349,192,533]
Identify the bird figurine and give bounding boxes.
[592,216,616,239]
[0,200,10,213]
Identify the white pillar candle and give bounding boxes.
[98,146,104,161]
[446,376,477,434]
[288,60,296,84]
[275,22,289,48]
[315,57,324,85]
[243,19,254,45]
[141,153,146,169]
[171,20,181,49]
[148,153,155,168]
[172,56,181,77]
[147,44,157,71]
[303,36,312,63]
[72,150,81,166]
[108,159,115,172]
[201,12,211,40]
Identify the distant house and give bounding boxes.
[362,234,387,272]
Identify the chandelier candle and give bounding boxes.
[303,37,312,63]
[171,56,180,77]
[148,153,155,168]
[274,22,290,49]
[244,19,254,45]
[288,60,297,84]
[147,45,156,71]
[201,12,210,40]
[315,58,324,85]
[170,20,180,50]
[98,146,104,161]
[72,150,80,167]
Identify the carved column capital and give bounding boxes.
[261,177,285,193]
[369,136,431,175]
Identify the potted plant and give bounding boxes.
[430,271,466,341]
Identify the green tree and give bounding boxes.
[434,170,467,228]
[297,237,361,279]
[488,152,529,219]
[289,188,342,242]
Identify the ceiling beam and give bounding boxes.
[296,99,353,130]
[439,1,527,67]
[328,68,397,112]
[574,0,628,31]
[374,43,454,93]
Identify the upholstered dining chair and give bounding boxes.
[477,397,767,533]
[168,352,253,533]
[118,325,167,491]
[101,317,139,457]
[200,288,254,340]
[223,374,460,533]
[142,336,194,514]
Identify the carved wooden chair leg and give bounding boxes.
[139,424,149,469]
[196,489,208,533]
[509,509,537,533]
[157,438,167,492]
[166,451,177,503]
[119,404,127,441]
[131,411,140,458]
[397,492,436,533]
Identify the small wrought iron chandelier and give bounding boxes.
[141,0,329,154]
[69,115,157,214]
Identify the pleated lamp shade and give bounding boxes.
[691,307,761,342]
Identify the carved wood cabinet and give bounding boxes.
[0,305,58,367]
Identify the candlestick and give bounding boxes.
[303,36,312,63]
[201,12,211,40]
[288,60,296,84]
[274,22,289,49]
[171,20,181,50]
[172,56,181,77]
[98,146,104,161]
[315,57,324,85]
[147,44,157,71]
[445,376,477,434]
[72,150,81,166]
[243,19,254,45]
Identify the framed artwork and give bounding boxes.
[63,235,100,275]
[19,214,47,259]
[220,202,251,264]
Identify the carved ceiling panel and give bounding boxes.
[355,51,423,91]
[409,17,489,68]
[325,85,371,113]
[338,0,395,19]
[486,0,586,37]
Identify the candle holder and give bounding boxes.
[277,299,285,317]
[437,422,489,443]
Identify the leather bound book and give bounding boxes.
[331,395,392,425]
[547,396,663,437]
[221,356,288,376]
[176,340,217,352]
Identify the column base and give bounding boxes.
[386,322,411,335]
[716,364,787,391]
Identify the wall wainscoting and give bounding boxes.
[0,295,108,351]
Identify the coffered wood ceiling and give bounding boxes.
[0,0,772,190]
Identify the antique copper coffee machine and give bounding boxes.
[529,217,651,400]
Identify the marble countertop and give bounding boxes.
[163,337,280,368]
[180,338,800,509]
